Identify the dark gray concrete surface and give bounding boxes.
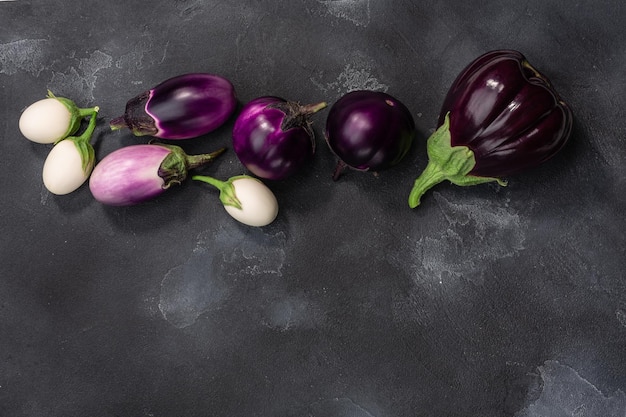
[1,1,625,416]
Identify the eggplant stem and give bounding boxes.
[332,159,348,181]
[192,175,243,210]
[77,106,100,118]
[192,175,225,189]
[63,106,99,145]
[109,116,127,131]
[64,107,99,174]
[79,106,99,139]
[186,147,226,169]
[408,113,503,208]
[276,101,327,133]
[300,101,328,115]
[408,161,446,208]
[47,91,99,139]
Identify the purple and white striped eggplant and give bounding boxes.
[109,73,237,140]
[89,143,225,206]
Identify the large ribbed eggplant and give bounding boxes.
[110,73,236,140]
[408,50,573,208]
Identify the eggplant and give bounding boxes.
[193,174,279,227]
[110,73,237,140]
[232,96,327,180]
[408,50,573,208]
[325,90,416,180]
[89,144,225,206]
[19,91,99,144]
[42,107,99,195]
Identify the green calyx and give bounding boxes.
[63,106,100,175]
[158,146,226,189]
[407,112,505,208]
[192,174,254,210]
[47,90,100,141]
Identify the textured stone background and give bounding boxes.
[1,1,625,416]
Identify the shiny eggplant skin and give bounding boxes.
[439,49,573,178]
[408,50,573,208]
[89,144,225,206]
[110,73,237,140]
[232,96,327,180]
[325,90,416,180]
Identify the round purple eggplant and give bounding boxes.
[232,96,327,180]
[89,144,225,206]
[408,50,573,208]
[110,73,237,140]
[324,90,416,181]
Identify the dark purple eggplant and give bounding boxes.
[232,96,327,180]
[408,50,573,208]
[110,73,237,140]
[325,90,416,181]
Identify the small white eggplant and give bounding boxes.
[42,107,99,195]
[193,175,278,227]
[19,91,99,144]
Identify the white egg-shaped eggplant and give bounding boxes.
[19,92,98,144]
[224,177,279,226]
[42,139,94,195]
[192,174,279,227]
[41,106,99,195]
[20,98,72,144]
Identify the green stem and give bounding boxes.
[77,106,100,117]
[185,147,227,169]
[157,145,225,188]
[192,175,226,190]
[66,106,99,175]
[192,175,243,210]
[73,106,99,143]
[408,112,503,208]
[408,160,447,208]
[47,90,99,138]
[300,101,328,115]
